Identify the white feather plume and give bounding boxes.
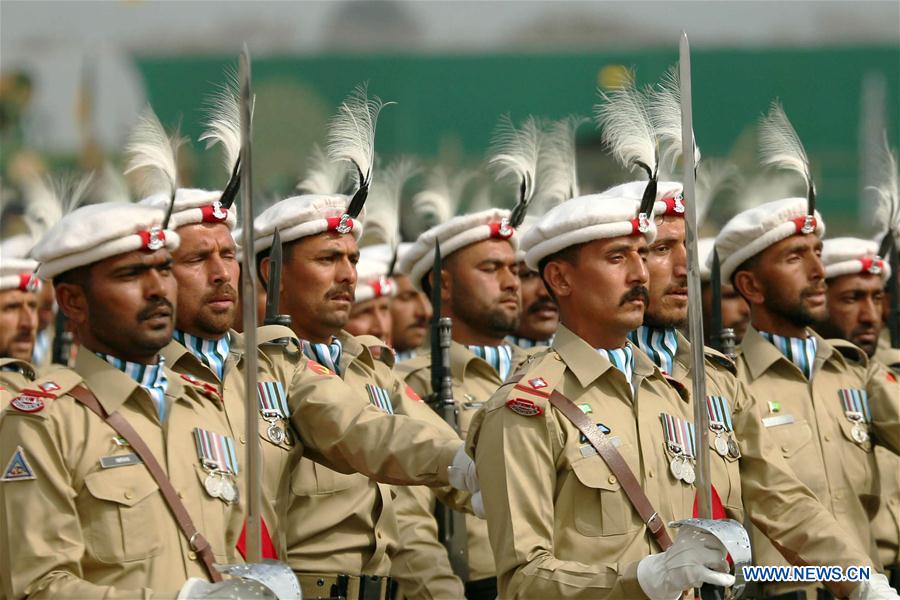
[327,83,393,189]
[534,116,586,212]
[296,144,350,195]
[649,66,701,173]
[199,74,242,176]
[21,172,95,240]
[488,114,542,204]
[868,132,899,244]
[695,158,740,226]
[124,107,186,199]
[411,167,474,228]
[594,71,657,178]
[758,101,811,190]
[362,157,419,248]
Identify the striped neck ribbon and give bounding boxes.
[302,337,344,377]
[173,330,231,381]
[97,352,168,420]
[759,330,818,380]
[467,344,514,381]
[628,325,678,376]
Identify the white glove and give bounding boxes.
[637,527,735,600]
[471,491,486,519]
[851,573,900,600]
[448,444,479,493]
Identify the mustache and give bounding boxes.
[137,298,174,322]
[801,284,826,298]
[527,298,558,314]
[203,283,237,304]
[326,284,355,300]
[619,286,650,306]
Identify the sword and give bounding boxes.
[679,31,711,521]
[238,44,262,564]
[427,241,469,581]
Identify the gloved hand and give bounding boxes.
[636,526,735,600]
[471,491,486,519]
[850,573,900,600]
[448,444,479,493]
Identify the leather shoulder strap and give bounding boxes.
[69,385,224,582]
[549,390,673,550]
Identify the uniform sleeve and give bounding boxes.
[0,410,157,600]
[287,361,461,487]
[867,360,900,455]
[731,379,874,599]
[469,400,644,599]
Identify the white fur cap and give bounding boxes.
[32,203,180,280]
[822,237,891,281]
[355,245,396,302]
[140,188,237,231]
[713,197,825,284]
[253,194,364,255]
[397,208,516,291]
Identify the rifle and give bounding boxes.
[427,241,469,581]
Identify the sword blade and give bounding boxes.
[679,31,712,520]
[264,227,283,324]
[239,44,262,563]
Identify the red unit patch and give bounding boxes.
[506,398,543,417]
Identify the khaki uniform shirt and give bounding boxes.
[466,325,698,598]
[660,331,876,598]
[284,331,462,598]
[0,358,37,395]
[399,341,533,583]
[0,350,244,599]
[161,326,298,558]
[736,326,900,594]
[872,356,900,570]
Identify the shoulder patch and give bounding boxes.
[506,397,544,417]
[306,359,335,377]
[1,446,36,481]
[9,388,55,413]
[887,371,897,383]
[405,384,423,403]
[178,374,223,403]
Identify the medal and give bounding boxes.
[707,396,734,457]
[267,422,285,445]
[204,472,223,498]
[220,477,237,504]
[714,433,729,457]
[670,455,684,480]
[681,461,696,485]
[839,389,871,447]
[727,437,740,459]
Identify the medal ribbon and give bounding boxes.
[365,384,395,414]
[838,389,871,423]
[706,395,733,431]
[193,428,240,474]
[257,381,289,419]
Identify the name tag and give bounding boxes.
[100,453,142,469]
[762,414,796,428]
[463,402,484,409]
[580,437,621,457]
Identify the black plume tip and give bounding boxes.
[219,156,242,209]
[345,181,369,219]
[638,177,658,219]
[162,189,177,230]
[807,181,816,218]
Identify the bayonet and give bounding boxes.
[238,44,262,564]
[709,247,736,359]
[263,228,291,327]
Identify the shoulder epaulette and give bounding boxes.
[828,338,869,365]
[702,345,737,376]
[256,324,301,350]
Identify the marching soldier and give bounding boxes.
[254,86,470,600]
[629,177,892,598]
[344,245,397,344]
[506,216,558,349]
[0,202,249,597]
[818,237,900,588]
[715,105,900,597]
[0,242,40,388]
[390,243,432,362]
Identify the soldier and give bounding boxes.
[390,243,433,362]
[344,245,396,345]
[255,87,469,600]
[467,180,737,598]
[506,217,558,349]
[717,192,900,595]
[818,237,900,588]
[0,202,249,597]
[626,177,893,598]
[0,245,40,386]
[698,237,750,347]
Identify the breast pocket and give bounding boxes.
[290,458,359,496]
[570,454,642,537]
[836,418,876,495]
[82,467,162,563]
[768,418,814,460]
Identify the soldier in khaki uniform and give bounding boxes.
[0,251,41,366]
[817,237,900,585]
[254,95,474,598]
[631,182,888,597]
[506,216,558,350]
[0,202,248,598]
[468,182,737,598]
[397,200,534,599]
[391,243,432,363]
[716,196,900,597]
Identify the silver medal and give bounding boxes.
[267,422,285,445]
[670,455,684,480]
[220,477,237,503]
[204,472,223,498]
[681,461,696,485]
[714,434,729,457]
[851,424,869,444]
[727,437,740,459]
